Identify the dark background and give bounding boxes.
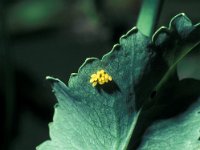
[0,0,200,149]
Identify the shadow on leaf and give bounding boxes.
[128,78,200,150]
[96,80,120,94]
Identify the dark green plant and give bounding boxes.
[37,13,200,150]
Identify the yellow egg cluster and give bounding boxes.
[90,69,112,87]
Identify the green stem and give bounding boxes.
[137,0,164,36]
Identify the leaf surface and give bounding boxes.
[127,14,200,149]
[138,97,200,150]
[37,27,153,150]
[37,13,200,150]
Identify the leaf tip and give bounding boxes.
[78,57,99,72]
[46,76,59,83]
[169,13,193,39]
[120,27,138,41]
[152,26,171,48]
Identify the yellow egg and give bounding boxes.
[90,69,112,87]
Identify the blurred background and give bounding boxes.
[0,0,199,149]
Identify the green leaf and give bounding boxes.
[138,96,200,150]
[37,13,200,150]
[37,27,153,150]
[128,14,200,149]
[134,13,200,111]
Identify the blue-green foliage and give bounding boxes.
[37,14,200,150]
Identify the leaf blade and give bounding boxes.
[37,27,153,150]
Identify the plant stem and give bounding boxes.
[137,0,164,36]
